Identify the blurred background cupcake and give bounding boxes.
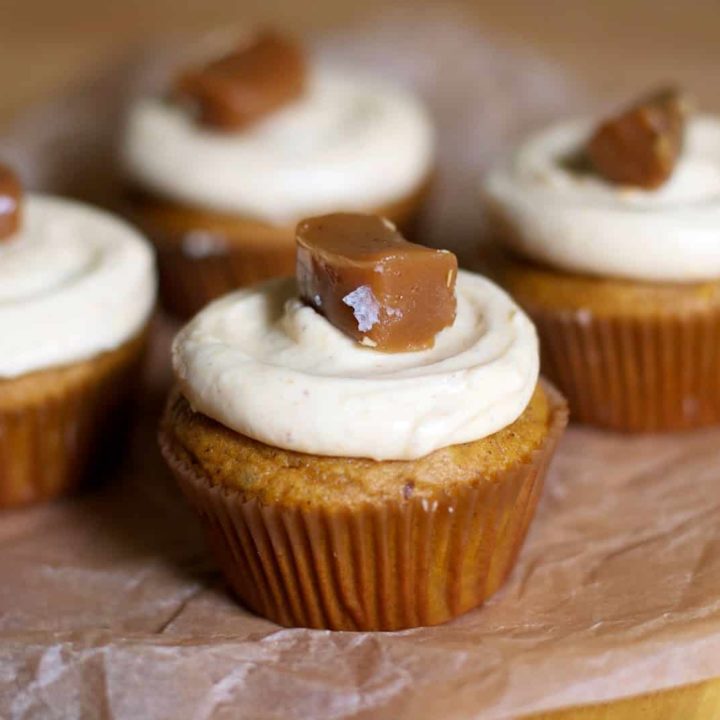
[483,90,720,431]
[0,164,156,507]
[121,30,434,317]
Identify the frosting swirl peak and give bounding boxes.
[0,196,156,378]
[485,116,720,282]
[172,271,538,460]
[123,67,434,224]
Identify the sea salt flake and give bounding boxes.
[343,285,380,332]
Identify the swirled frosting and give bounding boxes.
[172,271,538,461]
[123,66,434,225]
[484,116,720,282]
[0,196,156,378]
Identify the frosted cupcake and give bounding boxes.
[160,213,566,630]
[123,32,434,317]
[484,89,720,431]
[0,164,156,507]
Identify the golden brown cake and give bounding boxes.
[483,91,720,431]
[159,214,566,630]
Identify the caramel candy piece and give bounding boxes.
[0,164,21,242]
[175,31,306,131]
[297,214,458,352]
[587,87,690,189]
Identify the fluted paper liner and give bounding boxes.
[531,306,720,432]
[159,383,567,631]
[155,241,295,319]
[0,332,146,508]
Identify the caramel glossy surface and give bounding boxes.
[175,32,306,131]
[296,213,457,352]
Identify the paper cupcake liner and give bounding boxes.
[156,243,295,319]
[532,306,720,432]
[160,383,567,631]
[0,332,147,508]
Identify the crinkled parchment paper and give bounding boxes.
[1,9,720,719]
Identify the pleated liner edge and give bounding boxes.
[0,332,147,508]
[160,382,568,631]
[533,306,720,432]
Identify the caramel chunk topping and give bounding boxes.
[297,214,458,352]
[0,164,21,242]
[175,31,306,131]
[587,87,690,189]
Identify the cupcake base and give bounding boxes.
[0,330,148,508]
[159,382,567,631]
[486,249,720,432]
[127,179,431,318]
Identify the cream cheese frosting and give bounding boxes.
[123,66,434,225]
[484,116,720,282]
[0,195,156,378]
[172,271,539,461]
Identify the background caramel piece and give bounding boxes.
[586,87,689,189]
[297,213,458,352]
[175,31,306,131]
[0,164,21,241]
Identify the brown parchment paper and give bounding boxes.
[2,9,720,719]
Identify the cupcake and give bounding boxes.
[123,31,434,318]
[0,164,156,508]
[159,213,566,630]
[483,88,720,432]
